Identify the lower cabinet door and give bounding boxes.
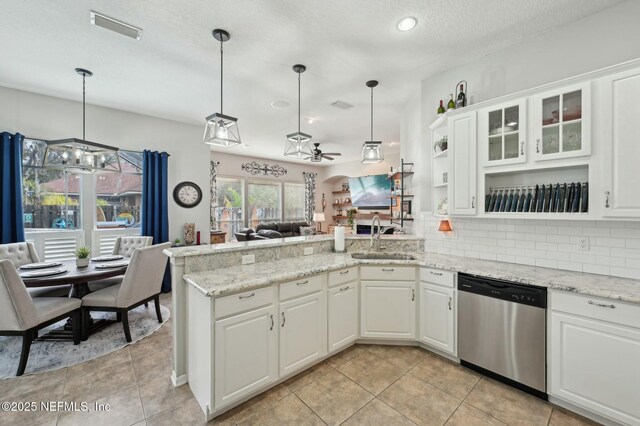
[549,311,640,425]
[419,283,455,355]
[361,280,415,339]
[279,291,327,376]
[214,305,278,409]
[328,281,358,353]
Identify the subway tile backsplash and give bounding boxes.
[421,213,640,279]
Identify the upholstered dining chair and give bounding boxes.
[89,236,153,292]
[0,242,70,297]
[81,242,171,342]
[0,259,81,376]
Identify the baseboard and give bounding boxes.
[547,395,624,426]
[171,370,188,387]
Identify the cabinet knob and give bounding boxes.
[520,141,525,155]
[604,191,610,208]
[281,312,286,327]
[536,138,540,153]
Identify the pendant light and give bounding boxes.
[361,80,384,164]
[43,68,121,173]
[203,29,241,147]
[284,64,313,158]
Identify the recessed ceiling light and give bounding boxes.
[306,117,315,124]
[271,100,290,109]
[397,17,417,32]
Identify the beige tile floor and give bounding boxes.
[0,294,600,426]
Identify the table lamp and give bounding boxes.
[313,212,325,233]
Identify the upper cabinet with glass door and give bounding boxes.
[532,83,591,161]
[479,100,527,166]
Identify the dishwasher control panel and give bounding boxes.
[458,274,547,308]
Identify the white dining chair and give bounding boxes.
[89,236,153,292]
[0,259,81,376]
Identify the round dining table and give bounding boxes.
[21,259,129,339]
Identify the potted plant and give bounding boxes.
[433,135,448,153]
[75,246,91,268]
[347,208,357,233]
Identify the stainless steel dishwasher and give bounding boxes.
[458,273,547,399]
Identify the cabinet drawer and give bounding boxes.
[215,286,275,319]
[550,290,640,329]
[328,267,357,287]
[360,266,415,281]
[420,268,455,287]
[280,274,324,300]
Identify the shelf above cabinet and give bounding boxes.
[433,183,448,188]
[332,190,351,195]
[433,149,448,159]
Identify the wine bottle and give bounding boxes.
[447,94,455,111]
[456,84,467,108]
[437,100,445,114]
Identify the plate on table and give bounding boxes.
[20,268,69,278]
[94,261,129,269]
[20,261,63,270]
[91,255,124,262]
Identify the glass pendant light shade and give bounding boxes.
[361,80,384,164]
[42,68,121,173]
[204,29,241,147]
[285,64,313,158]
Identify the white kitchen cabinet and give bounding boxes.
[549,291,640,425]
[419,282,455,355]
[600,67,640,217]
[214,304,278,409]
[279,290,327,376]
[479,99,527,167]
[532,83,591,161]
[448,111,477,215]
[328,281,358,353]
[361,280,415,339]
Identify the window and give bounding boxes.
[247,181,281,228]
[215,178,244,242]
[284,183,305,222]
[96,151,143,228]
[22,139,81,229]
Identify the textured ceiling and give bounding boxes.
[0,0,622,164]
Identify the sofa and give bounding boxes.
[234,221,310,241]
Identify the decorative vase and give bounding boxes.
[76,257,90,268]
[184,223,196,245]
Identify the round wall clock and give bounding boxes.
[173,181,202,208]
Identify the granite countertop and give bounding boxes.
[183,251,640,305]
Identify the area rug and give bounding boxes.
[0,304,170,378]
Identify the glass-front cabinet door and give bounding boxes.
[533,83,591,161]
[479,99,527,166]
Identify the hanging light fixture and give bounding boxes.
[284,64,313,158]
[43,68,121,173]
[203,29,241,147]
[361,80,384,164]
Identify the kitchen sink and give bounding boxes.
[351,252,417,260]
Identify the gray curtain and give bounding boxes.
[303,172,317,224]
[210,161,218,230]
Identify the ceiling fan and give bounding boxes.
[304,143,342,162]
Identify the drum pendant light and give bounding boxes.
[284,64,313,158]
[361,80,384,164]
[43,68,121,173]
[203,29,241,147]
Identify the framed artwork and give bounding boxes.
[402,200,412,214]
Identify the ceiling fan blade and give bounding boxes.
[322,152,341,156]
[322,155,335,161]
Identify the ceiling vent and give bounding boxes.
[90,11,143,40]
[330,100,354,110]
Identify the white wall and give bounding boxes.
[0,86,211,242]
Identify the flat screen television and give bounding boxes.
[348,174,391,210]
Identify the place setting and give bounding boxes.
[19,261,69,278]
[90,254,130,269]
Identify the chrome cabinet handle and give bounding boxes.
[296,280,309,286]
[605,191,610,208]
[448,297,452,310]
[536,138,540,153]
[281,312,286,327]
[471,196,475,208]
[270,314,274,330]
[520,141,525,155]
[239,292,255,299]
[588,300,615,309]
[411,289,415,301]
[339,270,350,275]
[382,268,394,272]
[430,271,443,276]
[339,285,350,292]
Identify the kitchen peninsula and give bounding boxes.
[164,234,640,423]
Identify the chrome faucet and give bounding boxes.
[370,215,382,252]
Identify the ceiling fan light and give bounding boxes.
[361,141,384,164]
[204,112,241,147]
